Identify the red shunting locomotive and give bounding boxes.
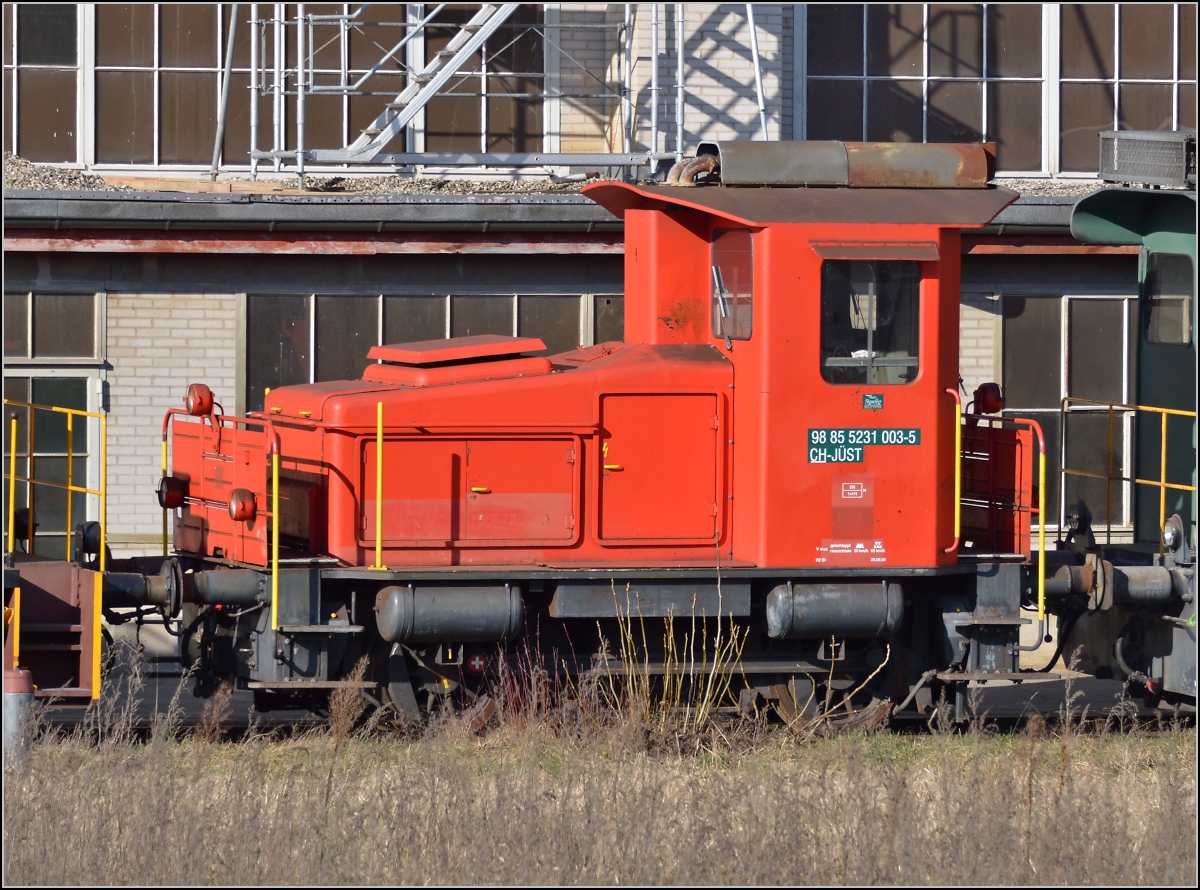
[126,141,1179,720]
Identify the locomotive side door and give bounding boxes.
[597,393,720,543]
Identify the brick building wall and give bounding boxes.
[104,293,238,555]
[959,292,1001,400]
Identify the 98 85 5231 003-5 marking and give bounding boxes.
[807,428,921,462]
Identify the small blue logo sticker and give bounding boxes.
[862,393,884,410]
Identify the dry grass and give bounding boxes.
[3,651,1195,886]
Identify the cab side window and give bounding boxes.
[820,260,920,385]
[711,229,753,341]
[1144,252,1193,346]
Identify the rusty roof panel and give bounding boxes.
[582,182,1019,228]
[691,141,996,188]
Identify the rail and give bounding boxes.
[4,398,108,699]
[1057,397,1197,551]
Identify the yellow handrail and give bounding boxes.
[7,415,16,554]
[1058,396,1197,550]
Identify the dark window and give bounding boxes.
[160,71,217,164]
[16,4,76,66]
[1145,253,1194,346]
[316,295,377,382]
[96,71,154,164]
[806,79,864,141]
[1001,295,1061,409]
[385,296,447,344]
[451,295,513,338]
[868,4,924,76]
[96,4,154,67]
[159,3,217,69]
[820,260,920,385]
[711,230,753,342]
[4,293,28,357]
[985,4,1041,78]
[1060,81,1114,172]
[246,296,310,413]
[594,295,625,343]
[16,67,75,162]
[29,294,95,358]
[518,295,580,356]
[808,4,864,76]
[1068,299,1125,402]
[928,4,982,77]
[1061,4,1114,80]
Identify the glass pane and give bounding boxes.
[487,77,543,152]
[426,88,482,153]
[222,72,275,161]
[316,295,377,383]
[96,4,154,68]
[32,294,94,358]
[3,3,11,66]
[1060,82,1114,172]
[594,295,624,344]
[711,230,753,341]
[31,455,88,549]
[1145,253,1194,346]
[4,293,28,357]
[16,4,76,67]
[928,80,983,142]
[1182,4,1197,80]
[866,79,922,142]
[385,296,447,344]
[31,377,87,453]
[808,5,864,76]
[349,2,408,70]
[96,71,154,163]
[867,3,924,76]
[160,4,217,69]
[160,71,217,164]
[3,68,11,153]
[451,295,513,338]
[1117,83,1173,132]
[806,79,864,141]
[1119,4,1172,79]
[17,68,76,162]
[1064,411,1126,526]
[1068,299,1124,403]
[820,260,920,386]
[986,4,1041,78]
[1180,84,1196,130]
[1002,295,1060,409]
[988,80,1041,171]
[246,296,310,413]
[220,3,258,70]
[928,4,983,77]
[3,376,30,454]
[518,295,580,356]
[1061,4,1115,80]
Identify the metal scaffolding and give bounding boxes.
[216,3,769,183]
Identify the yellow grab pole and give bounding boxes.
[375,401,385,570]
[952,401,962,543]
[65,412,74,561]
[271,447,280,631]
[7,415,16,553]
[1159,411,1168,554]
[161,436,168,556]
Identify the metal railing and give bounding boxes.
[1058,396,1197,550]
[5,399,107,570]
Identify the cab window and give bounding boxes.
[820,260,920,385]
[711,229,752,342]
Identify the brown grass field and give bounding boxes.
[3,649,1197,886]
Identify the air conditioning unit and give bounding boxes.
[1099,130,1196,188]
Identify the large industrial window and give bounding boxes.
[1001,292,1137,534]
[243,291,621,413]
[2,291,104,557]
[820,260,920,385]
[1144,253,1194,346]
[2,3,79,162]
[711,229,753,342]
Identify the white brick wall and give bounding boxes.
[556,3,791,154]
[104,293,237,556]
[959,293,1001,402]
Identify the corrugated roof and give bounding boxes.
[582,181,1019,228]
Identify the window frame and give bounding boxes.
[710,228,754,343]
[1142,250,1195,347]
[2,291,106,366]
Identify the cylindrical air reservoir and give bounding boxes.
[375,584,524,644]
[765,581,904,639]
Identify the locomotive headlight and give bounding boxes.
[185,383,214,416]
[228,488,257,522]
[1161,514,1184,551]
